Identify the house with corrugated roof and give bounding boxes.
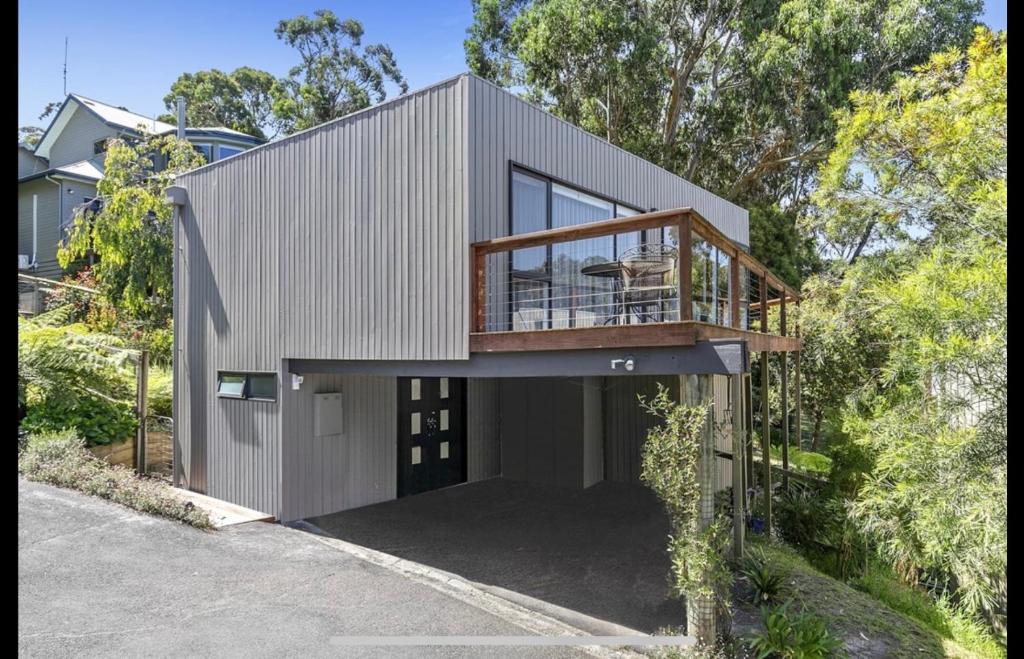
[17,93,264,308]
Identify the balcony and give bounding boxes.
[470,208,801,353]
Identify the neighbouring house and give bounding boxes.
[168,73,801,533]
[17,93,264,313]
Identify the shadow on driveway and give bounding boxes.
[307,478,685,633]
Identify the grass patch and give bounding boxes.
[739,537,1001,658]
[19,430,212,529]
[854,566,1005,659]
[768,445,832,475]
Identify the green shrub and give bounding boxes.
[774,486,868,581]
[20,394,136,446]
[739,548,788,606]
[748,602,844,658]
[768,446,832,475]
[19,309,141,446]
[147,366,173,418]
[18,430,211,529]
[854,564,1006,658]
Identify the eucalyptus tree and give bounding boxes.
[271,9,409,134]
[159,67,280,140]
[465,0,980,275]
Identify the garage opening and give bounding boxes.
[303,374,737,634]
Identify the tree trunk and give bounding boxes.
[811,411,824,452]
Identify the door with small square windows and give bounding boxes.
[397,377,466,497]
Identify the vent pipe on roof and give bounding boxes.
[176,96,186,140]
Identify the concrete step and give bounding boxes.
[170,488,275,528]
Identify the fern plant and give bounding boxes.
[748,602,844,658]
[739,548,788,605]
[18,306,138,445]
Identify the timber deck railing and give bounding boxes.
[469,207,802,353]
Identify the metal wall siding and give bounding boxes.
[48,106,117,169]
[466,75,749,328]
[603,374,731,492]
[279,373,397,521]
[602,376,678,483]
[467,378,502,481]
[174,136,283,516]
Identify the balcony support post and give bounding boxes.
[780,293,789,493]
[759,273,772,536]
[471,245,486,333]
[677,213,692,321]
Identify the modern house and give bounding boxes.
[17,93,264,310]
[168,73,801,534]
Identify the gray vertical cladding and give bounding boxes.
[47,105,117,168]
[178,75,468,362]
[582,376,604,488]
[466,75,749,245]
[175,143,282,515]
[174,77,469,518]
[499,377,587,489]
[467,378,502,481]
[174,73,749,518]
[280,373,397,522]
[603,375,677,483]
[466,75,748,327]
[603,374,731,492]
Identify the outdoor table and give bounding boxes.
[580,259,674,324]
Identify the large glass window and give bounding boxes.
[508,167,644,329]
[510,171,550,329]
[691,234,733,326]
[615,206,642,258]
[551,184,615,325]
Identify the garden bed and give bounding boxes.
[18,431,210,530]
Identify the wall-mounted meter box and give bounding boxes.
[313,392,343,437]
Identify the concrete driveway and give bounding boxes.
[307,478,686,634]
[18,479,603,658]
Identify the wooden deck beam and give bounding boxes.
[469,321,801,353]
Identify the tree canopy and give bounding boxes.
[801,27,1005,626]
[271,10,409,133]
[161,10,408,139]
[158,67,279,140]
[57,135,206,323]
[465,0,980,279]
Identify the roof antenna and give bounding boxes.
[63,37,68,96]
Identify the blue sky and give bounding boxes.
[18,0,1007,130]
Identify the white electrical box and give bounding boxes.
[313,392,343,437]
[18,255,31,270]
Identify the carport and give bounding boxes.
[307,477,683,633]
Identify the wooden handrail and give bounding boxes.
[469,206,801,301]
[472,208,691,254]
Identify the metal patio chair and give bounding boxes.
[619,244,677,323]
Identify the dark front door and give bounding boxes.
[397,377,466,498]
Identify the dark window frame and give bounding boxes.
[216,371,277,402]
[506,162,657,330]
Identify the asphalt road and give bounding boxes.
[18,479,595,658]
